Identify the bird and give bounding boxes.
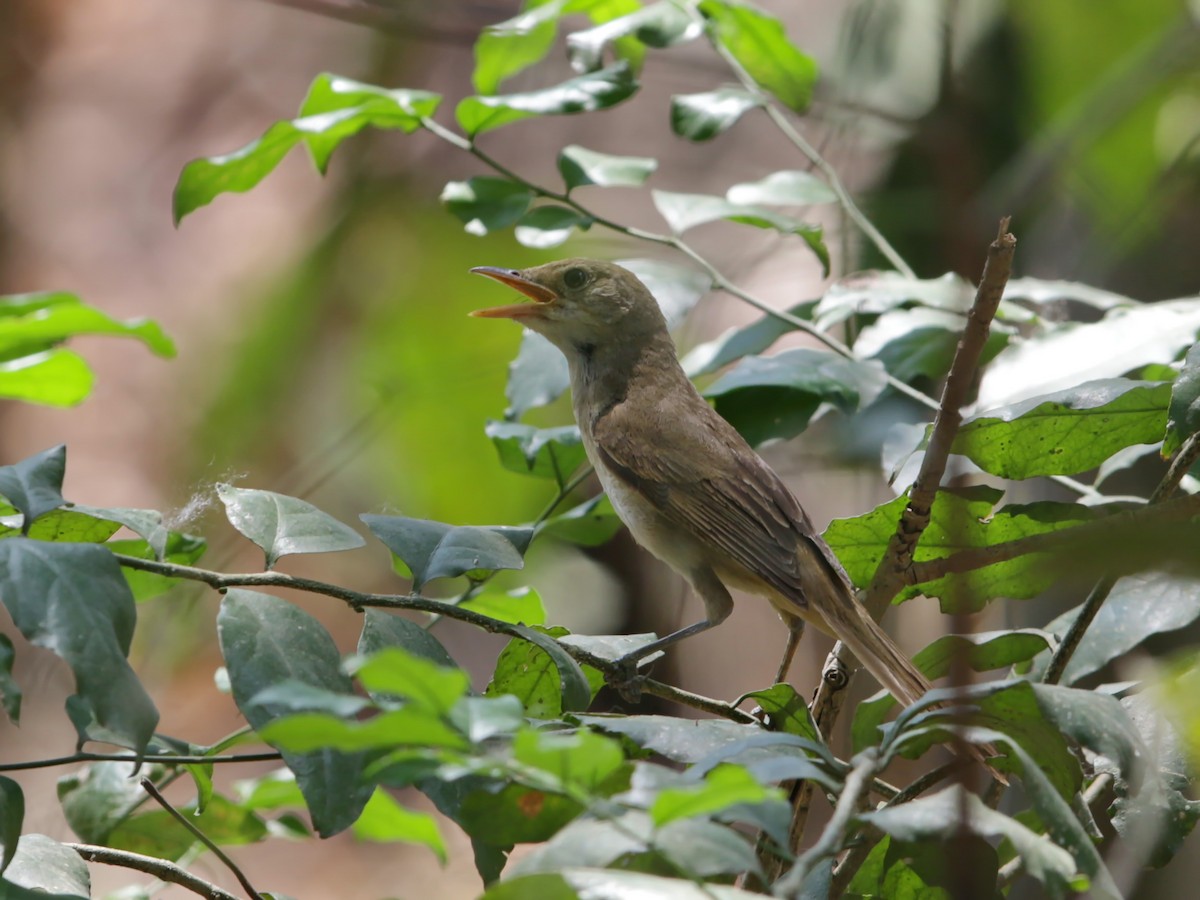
[469,258,931,709]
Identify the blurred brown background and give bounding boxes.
[2,0,1198,897]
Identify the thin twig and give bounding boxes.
[1043,431,1200,684]
[68,843,242,900]
[110,553,756,725]
[0,751,281,773]
[140,779,263,900]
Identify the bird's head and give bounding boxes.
[470,258,668,355]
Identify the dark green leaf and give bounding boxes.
[67,506,168,558]
[854,307,1011,386]
[108,532,206,602]
[216,483,364,568]
[681,301,817,377]
[704,348,887,446]
[861,787,1085,896]
[0,349,94,406]
[699,0,817,111]
[217,589,372,836]
[0,540,157,752]
[1031,684,1144,785]
[505,330,570,419]
[456,62,638,136]
[57,761,156,845]
[0,445,65,531]
[515,205,595,248]
[486,625,593,715]
[0,635,19,723]
[361,514,527,589]
[578,714,765,764]
[824,489,1097,612]
[852,630,1052,752]
[1031,570,1200,685]
[557,144,658,190]
[1,834,90,899]
[537,494,622,547]
[739,684,820,741]
[483,868,767,899]
[670,88,761,141]
[442,177,535,236]
[0,776,22,874]
[459,586,547,626]
[486,421,587,484]
[297,73,440,172]
[357,608,457,670]
[351,787,446,861]
[952,379,1171,479]
[1165,340,1200,455]
[174,76,439,221]
[726,170,836,206]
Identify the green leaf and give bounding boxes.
[824,489,1097,612]
[578,714,765,764]
[352,788,446,861]
[681,301,817,377]
[247,680,372,718]
[0,540,157,752]
[459,586,547,625]
[361,515,528,590]
[0,349,94,406]
[670,88,761,141]
[699,0,818,111]
[1,834,90,899]
[537,494,622,547]
[0,776,22,874]
[173,75,440,222]
[651,763,779,827]
[515,205,595,248]
[358,608,457,670]
[57,761,151,845]
[567,2,703,72]
[0,291,173,358]
[456,62,638,136]
[861,787,1086,896]
[703,348,887,446]
[1165,340,1200,455]
[483,867,768,899]
[505,330,570,419]
[426,775,581,849]
[449,694,526,743]
[1031,683,1144,784]
[0,508,119,544]
[652,189,820,239]
[726,170,836,206]
[217,589,372,836]
[441,177,535,237]
[514,728,626,791]
[108,532,206,602]
[296,73,440,172]
[67,505,168,558]
[346,647,471,714]
[0,445,65,531]
[216,483,364,569]
[0,635,19,723]
[487,421,587,485]
[951,379,1171,479]
[854,308,1011,387]
[558,144,658,190]
[851,629,1053,753]
[472,0,567,95]
[107,794,268,861]
[486,625,593,716]
[739,684,820,741]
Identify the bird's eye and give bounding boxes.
[563,267,588,290]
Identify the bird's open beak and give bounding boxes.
[469,267,558,319]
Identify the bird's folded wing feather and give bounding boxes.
[592,399,853,612]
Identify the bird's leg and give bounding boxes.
[773,616,805,685]
[609,569,733,699]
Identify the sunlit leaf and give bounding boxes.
[558,144,657,190]
[345,647,470,714]
[352,788,446,861]
[514,205,595,248]
[0,291,174,359]
[698,1,817,111]
[0,349,94,407]
[486,625,593,716]
[441,177,535,237]
[670,88,761,141]
[726,170,836,206]
[456,62,638,136]
[472,0,567,95]
[567,2,702,72]
[459,586,547,626]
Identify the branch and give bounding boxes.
[141,779,263,900]
[0,751,281,773]
[110,553,757,726]
[68,843,242,900]
[864,219,1016,614]
[1042,431,1200,684]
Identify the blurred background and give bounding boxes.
[1,0,1198,896]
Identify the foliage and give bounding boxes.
[3,2,1199,899]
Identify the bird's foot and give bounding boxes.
[607,653,651,704]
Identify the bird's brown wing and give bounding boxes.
[592,395,853,615]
